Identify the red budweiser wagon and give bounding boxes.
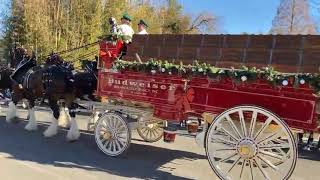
[92,34,320,180]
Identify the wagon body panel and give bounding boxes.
[97,70,318,131]
[189,79,317,131]
[97,71,187,121]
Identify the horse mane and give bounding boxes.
[45,53,64,66]
[45,53,75,72]
[11,46,31,68]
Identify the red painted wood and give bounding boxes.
[97,70,318,131]
[98,39,319,132]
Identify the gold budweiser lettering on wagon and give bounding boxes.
[107,77,173,91]
[138,82,145,88]
[129,81,137,86]
[122,80,128,86]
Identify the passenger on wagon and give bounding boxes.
[109,17,118,34]
[137,19,148,34]
[118,12,134,43]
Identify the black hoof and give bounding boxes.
[67,139,78,143]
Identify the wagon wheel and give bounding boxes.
[94,113,131,157]
[206,105,297,180]
[137,118,164,142]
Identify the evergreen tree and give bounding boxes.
[0,38,4,64]
[2,0,28,66]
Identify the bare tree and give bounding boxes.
[187,12,219,34]
[270,0,316,34]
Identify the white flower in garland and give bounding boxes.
[299,78,305,85]
[151,70,156,74]
[192,68,196,72]
[168,71,172,75]
[241,76,247,82]
[198,68,203,72]
[161,68,166,73]
[282,80,289,86]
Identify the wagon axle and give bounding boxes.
[237,139,258,159]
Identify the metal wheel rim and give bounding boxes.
[95,113,130,156]
[206,106,297,180]
[137,122,163,142]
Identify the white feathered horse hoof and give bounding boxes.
[44,117,58,137]
[25,122,38,131]
[24,108,38,131]
[66,118,80,142]
[6,102,18,123]
[66,131,80,142]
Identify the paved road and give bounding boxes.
[0,106,319,180]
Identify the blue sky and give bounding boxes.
[0,0,317,35]
[178,0,281,34]
[0,0,281,34]
[0,0,9,36]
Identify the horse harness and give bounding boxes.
[11,58,37,89]
[42,65,75,94]
[23,66,42,89]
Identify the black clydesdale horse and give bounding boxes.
[6,48,97,141]
[0,66,13,99]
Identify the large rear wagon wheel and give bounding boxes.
[94,113,131,157]
[206,106,297,180]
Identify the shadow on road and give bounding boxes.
[0,116,206,179]
[298,146,320,161]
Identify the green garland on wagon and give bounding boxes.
[113,59,320,94]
